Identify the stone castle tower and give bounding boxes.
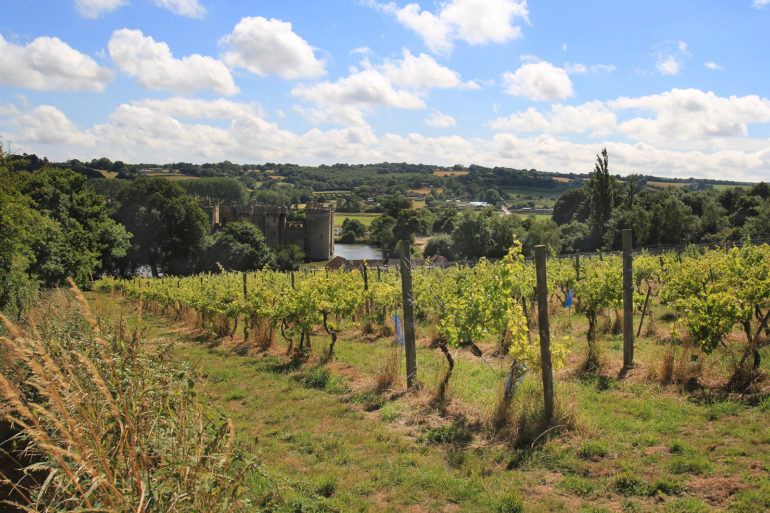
[202,199,334,260]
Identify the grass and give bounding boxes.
[334,212,378,227]
[72,290,770,513]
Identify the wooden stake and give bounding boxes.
[399,241,418,389]
[622,229,634,369]
[534,245,554,424]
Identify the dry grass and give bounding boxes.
[0,284,253,513]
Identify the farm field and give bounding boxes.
[77,244,770,513]
[79,282,770,513]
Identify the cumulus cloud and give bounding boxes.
[705,61,724,71]
[502,61,573,101]
[292,69,425,110]
[75,0,128,18]
[379,0,528,54]
[3,97,770,182]
[108,29,238,95]
[490,101,616,135]
[11,105,94,146]
[609,88,770,145]
[656,55,680,75]
[150,0,205,18]
[753,0,770,7]
[222,17,325,79]
[380,49,462,89]
[425,110,456,127]
[0,34,114,91]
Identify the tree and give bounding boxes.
[17,166,130,286]
[204,222,273,272]
[552,188,588,225]
[369,215,397,256]
[113,177,209,276]
[588,148,616,246]
[273,244,305,271]
[524,218,561,256]
[451,210,492,259]
[393,209,430,241]
[339,218,367,243]
[423,234,455,260]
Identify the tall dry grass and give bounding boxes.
[0,282,253,512]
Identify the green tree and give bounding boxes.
[423,234,455,260]
[369,215,397,256]
[204,222,273,272]
[588,148,616,246]
[339,218,367,243]
[113,177,208,277]
[552,188,588,226]
[273,244,305,271]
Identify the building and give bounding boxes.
[200,199,334,261]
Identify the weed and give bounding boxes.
[497,491,524,513]
[297,365,331,389]
[649,476,685,496]
[225,389,246,401]
[670,454,711,475]
[669,439,689,454]
[314,474,338,498]
[579,507,610,513]
[425,422,473,445]
[560,475,595,497]
[379,402,402,423]
[730,476,770,512]
[662,497,711,513]
[0,284,252,512]
[614,470,648,495]
[579,439,610,460]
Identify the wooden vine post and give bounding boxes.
[398,240,418,389]
[622,229,634,369]
[534,245,554,424]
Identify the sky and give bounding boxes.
[1,0,769,181]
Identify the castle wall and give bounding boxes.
[200,199,334,261]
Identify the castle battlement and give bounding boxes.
[200,199,334,261]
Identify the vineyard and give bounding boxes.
[95,241,770,395]
[5,241,768,512]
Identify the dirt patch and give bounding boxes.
[687,476,744,506]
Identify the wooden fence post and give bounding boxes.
[534,245,554,425]
[399,241,418,389]
[622,229,634,369]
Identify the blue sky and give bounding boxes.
[1,0,769,180]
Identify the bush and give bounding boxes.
[497,491,524,513]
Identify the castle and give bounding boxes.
[200,199,334,261]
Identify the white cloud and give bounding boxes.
[653,40,690,76]
[380,49,462,89]
[0,34,114,91]
[108,29,238,95]
[150,0,205,18]
[753,0,769,8]
[75,0,127,18]
[222,17,325,79]
[490,101,616,135]
[13,105,94,146]
[3,97,770,182]
[705,61,724,71]
[656,55,680,75]
[425,110,456,127]
[381,0,528,54]
[292,69,425,110]
[502,61,573,101]
[132,98,263,119]
[565,62,616,74]
[609,88,770,146]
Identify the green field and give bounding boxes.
[335,212,379,227]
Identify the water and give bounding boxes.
[334,243,383,260]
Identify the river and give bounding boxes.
[334,243,383,260]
